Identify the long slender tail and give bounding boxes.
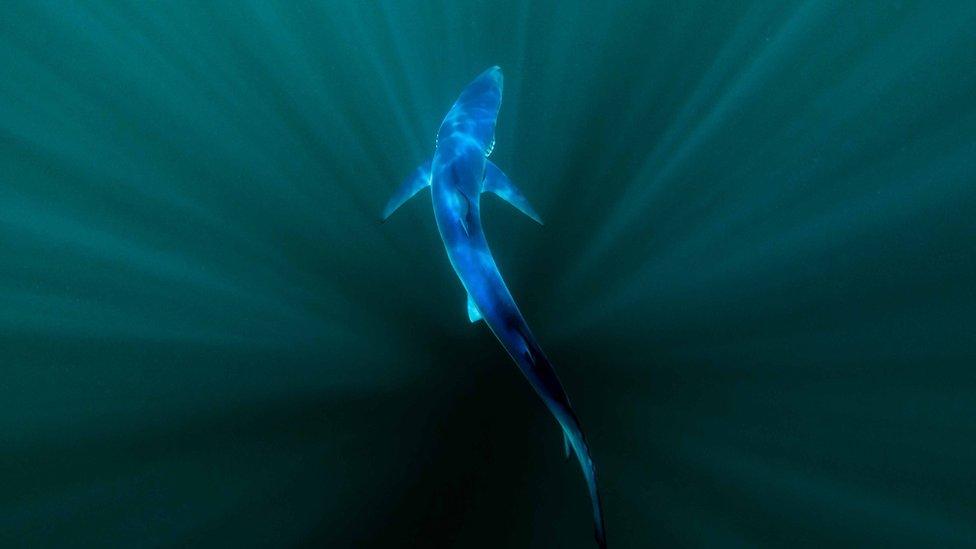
[499,320,607,548]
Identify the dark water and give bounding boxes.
[2,1,975,547]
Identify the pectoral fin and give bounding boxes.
[482,160,543,225]
[466,295,483,323]
[382,159,431,220]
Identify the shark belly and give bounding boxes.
[430,142,512,321]
[432,166,607,546]
[384,66,606,548]
[431,147,574,431]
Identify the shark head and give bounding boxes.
[481,65,503,91]
[437,66,503,156]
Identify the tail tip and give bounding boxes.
[595,527,607,549]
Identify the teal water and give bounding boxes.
[2,2,975,547]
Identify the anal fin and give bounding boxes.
[466,295,483,323]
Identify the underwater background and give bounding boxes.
[2,1,975,547]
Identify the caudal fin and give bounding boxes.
[505,327,606,547]
[564,414,607,549]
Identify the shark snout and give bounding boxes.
[483,65,503,90]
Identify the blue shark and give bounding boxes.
[382,66,606,548]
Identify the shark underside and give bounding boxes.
[382,66,606,548]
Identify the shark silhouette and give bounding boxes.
[382,66,606,548]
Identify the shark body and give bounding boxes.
[382,66,606,548]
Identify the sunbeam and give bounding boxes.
[2,1,974,547]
